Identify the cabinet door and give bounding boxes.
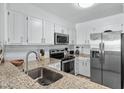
[8,11,27,44]
[55,62,61,71]
[78,59,90,77]
[28,17,43,44]
[76,30,83,45]
[61,27,68,34]
[0,7,2,43]
[43,20,54,45]
[55,24,62,33]
[68,29,75,44]
[80,28,91,45]
[76,25,87,45]
[86,59,90,77]
[75,58,79,75]
[48,62,61,71]
[85,28,91,44]
[79,61,85,75]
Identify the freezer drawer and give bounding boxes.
[102,51,121,89]
[90,58,102,84]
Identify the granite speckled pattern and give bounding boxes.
[0,62,43,89]
[0,58,110,89]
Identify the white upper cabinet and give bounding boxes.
[7,11,27,44]
[0,7,2,44]
[61,27,68,34]
[54,24,62,33]
[84,28,91,44]
[27,17,43,44]
[76,30,82,45]
[76,28,87,45]
[68,29,75,45]
[43,20,54,45]
[55,24,68,34]
[7,10,75,45]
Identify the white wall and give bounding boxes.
[76,13,124,34]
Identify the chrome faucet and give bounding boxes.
[25,51,40,74]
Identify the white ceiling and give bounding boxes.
[33,3,123,24]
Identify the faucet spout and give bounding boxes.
[25,51,40,74]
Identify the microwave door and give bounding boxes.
[54,33,69,45]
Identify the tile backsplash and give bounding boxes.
[4,44,90,61]
[4,45,75,61]
[74,44,90,54]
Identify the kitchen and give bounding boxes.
[0,3,124,89]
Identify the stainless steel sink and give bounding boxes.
[27,67,63,86]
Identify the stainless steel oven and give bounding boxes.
[54,33,69,45]
[50,49,75,75]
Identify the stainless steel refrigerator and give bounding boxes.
[90,31,124,89]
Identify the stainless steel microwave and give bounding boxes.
[54,33,69,45]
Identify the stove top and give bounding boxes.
[50,49,75,61]
[61,56,75,61]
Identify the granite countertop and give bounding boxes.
[78,53,90,58]
[0,58,109,89]
[75,53,90,61]
[0,62,43,89]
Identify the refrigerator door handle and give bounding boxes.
[99,43,101,54]
[101,43,105,64]
[103,43,104,50]
[99,43,102,61]
[99,43,101,50]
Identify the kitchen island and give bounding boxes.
[0,58,109,89]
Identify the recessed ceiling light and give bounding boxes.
[78,3,95,8]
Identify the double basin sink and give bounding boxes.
[27,67,63,86]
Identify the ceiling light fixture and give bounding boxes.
[78,3,95,8]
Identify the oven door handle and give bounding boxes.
[62,59,75,64]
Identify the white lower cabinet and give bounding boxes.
[75,57,90,77]
[48,62,61,71]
